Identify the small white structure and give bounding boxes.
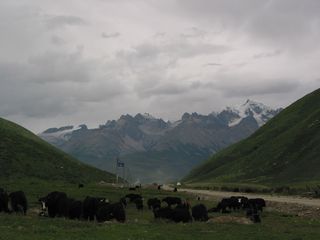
[134,179,141,186]
[177,182,181,186]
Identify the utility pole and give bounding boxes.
[115,157,119,184]
[116,157,125,185]
[122,165,125,184]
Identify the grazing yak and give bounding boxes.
[171,204,192,223]
[208,196,249,213]
[96,202,126,223]
[0,190,9,213]
[67,199,82,220]
[220,197,241,211]
[39,192,84,219]
[147,198,161,210]
[125,194,142,203]
[162,197,182,208]
[207,196,265,223]
[154,204,192,223]
[83,196,106,221]
[39,191,69,218]
[9,191,28,215]
[192,204,208,222]
[119,197,127,208]
[134,198,143,211]
[246,206,261,223]
[153,207,173,220]
[244,198,266,212]
[39,193,120,221]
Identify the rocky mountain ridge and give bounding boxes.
[39,100,281,183]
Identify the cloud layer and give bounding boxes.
[0,0,319,132]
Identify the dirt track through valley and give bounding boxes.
[163,185,320,208]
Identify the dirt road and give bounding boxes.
[163,185,320,208]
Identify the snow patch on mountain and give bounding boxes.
[39,100,280,145]
[39,126,80,145]
[227,99,279,127]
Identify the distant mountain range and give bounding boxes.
[39,100,281,183]
[183,88,320,187]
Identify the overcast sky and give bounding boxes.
[1,0,319,133]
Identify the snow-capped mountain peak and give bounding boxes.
[226,100,280,127]
[243,99,274,113]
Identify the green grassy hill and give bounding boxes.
[0,117,115,183]
[183,88,320,187]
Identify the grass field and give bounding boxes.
[1,180,320,240]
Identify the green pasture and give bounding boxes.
[1,180,320,240]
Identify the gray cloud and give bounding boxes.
[253,50,282,59]
[139,85,190,98]
[0,49,128,119]
[118,41,231,66]
[114,38,230,100]
[212,78,301,97]
[0,0,319,132]
[28,49,94,83]
[136,80,196,98]
[50,35,66,46]
[174,0,320,50]
[101,32,121,39]
[153,32,166,38]
[180,27,207,38]
[44,15,86,30]
[203,63,222,67]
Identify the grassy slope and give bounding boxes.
[0,117,115,183]
[183,88,320,187]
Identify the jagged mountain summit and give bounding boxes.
[39,100,281,183]
[216,99,281,127]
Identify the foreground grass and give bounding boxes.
[1,180,320,240]
[2,214,320,240]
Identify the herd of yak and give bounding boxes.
[0,187,265,223]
